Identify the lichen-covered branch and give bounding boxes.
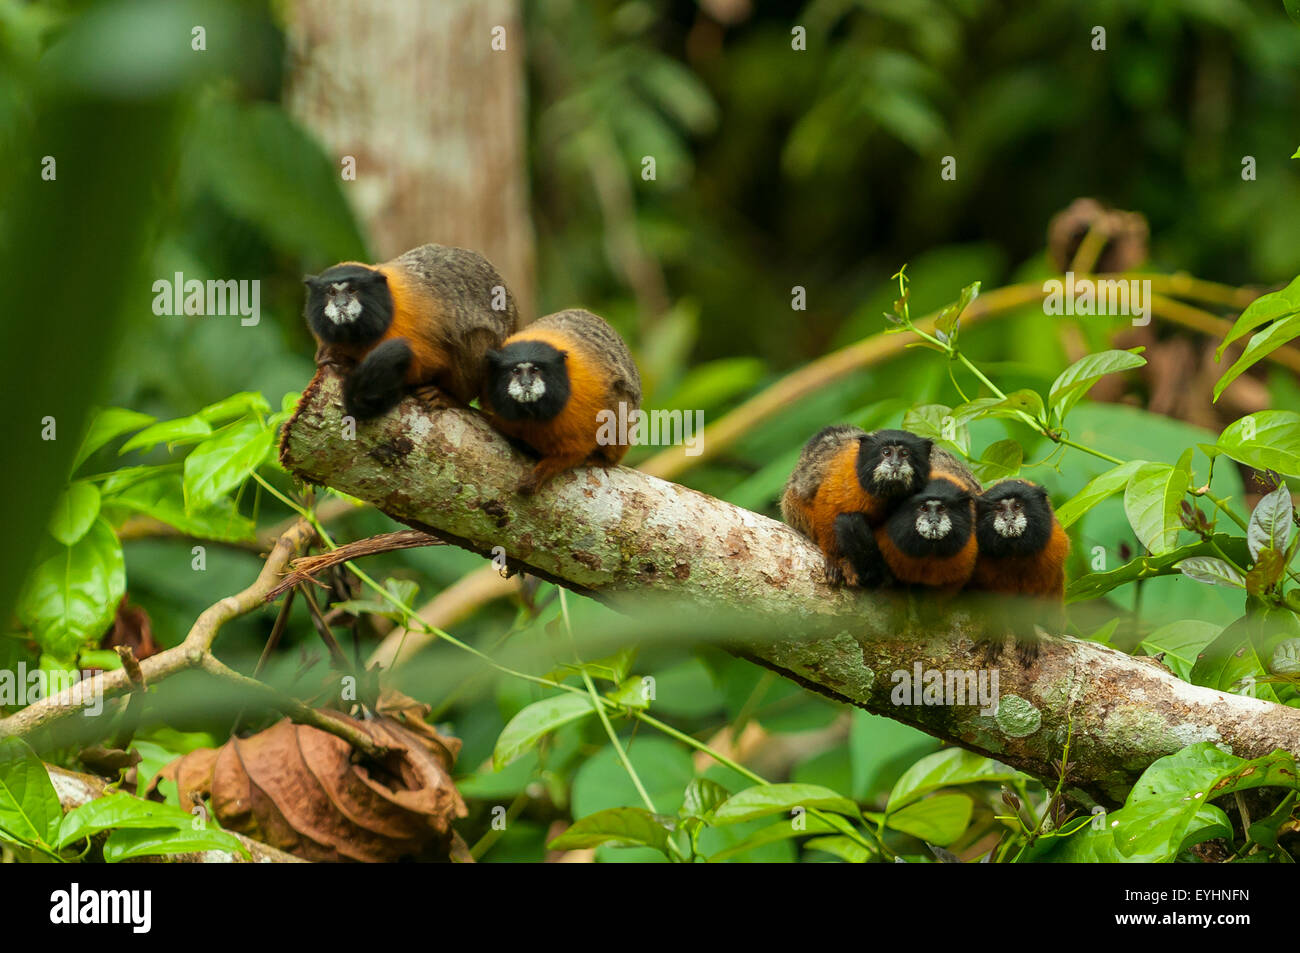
[281,370,1300,805]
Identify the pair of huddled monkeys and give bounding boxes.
[302,244,1066,658]
[302,244,641,495]
[781,427,1070,660]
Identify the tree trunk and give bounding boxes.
[285,0,536,316]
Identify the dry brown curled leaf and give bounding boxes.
[150,712,468,862]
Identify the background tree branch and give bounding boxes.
[280,370,1300,806]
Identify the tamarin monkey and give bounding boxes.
[303,244,518,420]
[781,426,979,586]
[971,479,1070,662]
[481,308,642,495]
[875,476,978,593]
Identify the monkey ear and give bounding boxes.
[363,270,389,287]
[303,274,320,287]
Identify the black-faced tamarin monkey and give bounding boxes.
[481,309,642,495]
[874,475,979,593]
[781,426,979,586]
[971,479,1070,662]
[303,244,518,420]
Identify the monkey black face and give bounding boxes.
[303,265,394,344]
[857,429,932,499]
[886,478,973,558]
[486,340,571,421]
[976,480,1054,558]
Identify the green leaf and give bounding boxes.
[118,415,213,455]
[17,518,125,658]
[546,807,674,854]
[1214,313,1300,401]
[0,737,62,850]
[1048,349,1146,423]
[886,748,1022,812]
[1288,0,1300,26]
[492,694,596,770]
[604,676,652,711]
[804,834,873,863]
[1217,411,1300,477]
[971,439,1023,483]
[1176,557,1246,589]
[903,404,970,455]
[72,407,155,472]
[1054,460,1145,528]
[48,481,101,546]
[1215,275,1300,359]
[884,794,972,845]
[105,472,255,543]
[182,416,273,511]
[57,792,196,848]
[1247,483,1294,561]
[102,826,249,862]
[196,391,271,424]
[712,783,858,825]
[984,389,1046,423]
[1066,535,1249,602]
[1139,621,1223,681]
[1190,616,1282,701]
[680,778,731,820]
[1123,463,1189,555]
[706,814,839,861]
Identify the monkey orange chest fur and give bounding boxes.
[809,445,887,553]
[493,329,614,460]
[379,265,448,384]
[974,524,1069,598]
[877,530,978,590]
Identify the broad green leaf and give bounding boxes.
[1139,620,1223,681]
[804,835,873,863]
[1067,535,1249,602]
[102,826,249,862]
[885,794,972,845]
[1214,313,1300,401]
[0,737,62,849]
[17,518,125,658]
[547,807,673,854]
[603,676,652,711]
[196,391,271,424]
[1054,460,1145,528]
[1123,463,1188,555]
[903,404,970,455]
[707,814,839,861]
[1048,349,1146,423]
[72,408,155,472]
[105,472,255,544]
[1176,557,1246,589]
[886,748,1022,812]
[1215,274,1300,359]
[1217,411,1300,477]
[971,439,1023,483]
[118,415,213,455]
[680,778,731,820]
[182,416,273,510]
[48,481,101,546]
[1247,483,1294,561]
[57,792,195,848]
[1190,617,1281,701]
[980,389,1046,423]
[712,783,858,825]
[493,694,596,770]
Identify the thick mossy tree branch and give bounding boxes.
[281,371,1300,805]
